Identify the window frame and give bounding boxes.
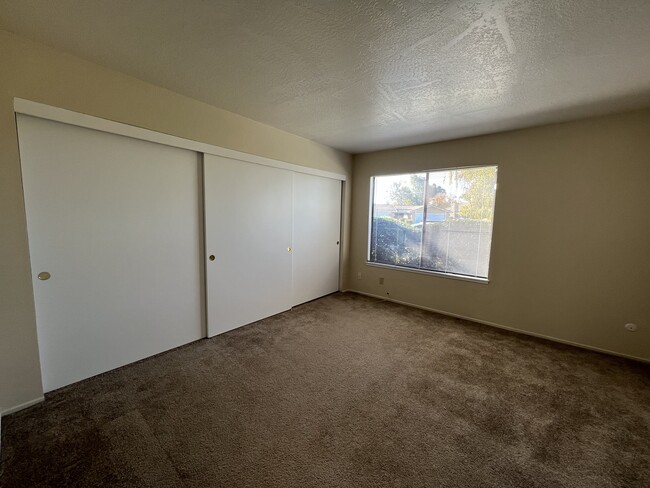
[366,165,498,284]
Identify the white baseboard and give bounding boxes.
[1,396,45,417]
[342,289,650,364]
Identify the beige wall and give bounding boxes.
[0,30,351,413]
[348,109,650,361]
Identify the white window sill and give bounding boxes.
[365,261,490,284]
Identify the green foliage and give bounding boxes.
[369,217,420,266]
[428,183,446,198]
[388,174,425,205]
[388,175,449,209]
[378,217,417,233]
[385,167,496,220]
[455,166,497,221]
[428,184,449,209]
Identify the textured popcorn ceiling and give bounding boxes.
[1,0,649,153]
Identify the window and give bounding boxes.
[368,166,498,280]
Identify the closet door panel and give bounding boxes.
[204,154,293,336]
[292,173,341,306]
[18,115,204,392]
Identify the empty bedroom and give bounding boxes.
[0,1,649,487]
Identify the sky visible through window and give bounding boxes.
[373,171,465,205]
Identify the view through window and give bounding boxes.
[369,166,498,279]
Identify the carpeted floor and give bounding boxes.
[1,292,649,487]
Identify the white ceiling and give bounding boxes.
[1,0,649,153]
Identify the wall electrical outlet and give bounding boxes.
[357,271,362,280]
[379,277,384,285]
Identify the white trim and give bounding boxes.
[342,289,650,364]
[13,98,346,182]
[365,262,489,284]
[1,396,45,417]
[370,163,499,179]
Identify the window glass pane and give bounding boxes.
[369,166,497,279]
[425,220,483,275]
[369,173,425,267]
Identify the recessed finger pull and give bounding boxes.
[209,255,215,261]
[38,271,51,281]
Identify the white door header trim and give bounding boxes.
[13,98,346,182]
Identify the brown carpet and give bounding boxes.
[1,292,649,487]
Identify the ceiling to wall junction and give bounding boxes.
[1,0,649,153]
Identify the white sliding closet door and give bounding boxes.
[18,115,204,392]
[204,154,293,336]
[292,173,341,306]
